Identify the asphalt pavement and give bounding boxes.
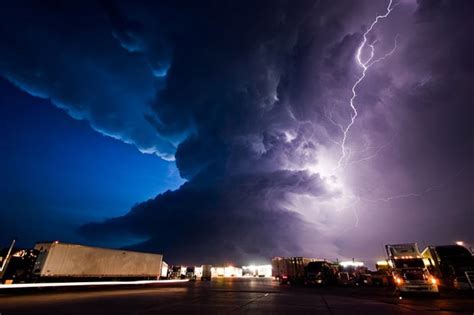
[0,278,473,314]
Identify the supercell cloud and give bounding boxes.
[1,0,472,264]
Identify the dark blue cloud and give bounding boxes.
[0,0,177,159]
[0,78,183,247]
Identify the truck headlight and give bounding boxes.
[394,276,403,285]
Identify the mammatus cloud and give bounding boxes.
[1,0,472,263]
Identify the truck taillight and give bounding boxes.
[429,276,438,285]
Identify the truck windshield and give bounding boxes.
[306,262,324,272]
[394,259,425,268]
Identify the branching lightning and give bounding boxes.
[298,0,464,234]
[346,133,396,166]
[336,0,398,168]
[360,167,465,203]
[299,0,458,232]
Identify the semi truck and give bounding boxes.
[371,260,393,286]
[304,261,338,286]
[32,242,163,281]
[201,265,212,281]
[385,243,439,294]
[1,246,39,284]
[337,261,370,286]
[169,266,187,279]
[161,261,169,279]
[185,266,203,280]
[271,257,320,285]
[421,245,474,290]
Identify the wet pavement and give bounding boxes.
[0,278,473,314]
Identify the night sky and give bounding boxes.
[0,0,472,266]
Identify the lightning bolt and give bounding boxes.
[313,1,464,231]
[336,0,398,168]
[361,168,465,203]
[345,133,396,166]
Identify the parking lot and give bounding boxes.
[0,278,473,314]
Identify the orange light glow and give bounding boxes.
[394,276,403,285]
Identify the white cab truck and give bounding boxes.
[385,243,439,294]
[33,242,163,281]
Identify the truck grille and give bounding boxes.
[465,271,474,290]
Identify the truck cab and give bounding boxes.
[170,266,184,279]
[422,245,474,290]
[186,266,196,280]
[391,257,438,293]
[304,261,336,286]
[386,243,439,294]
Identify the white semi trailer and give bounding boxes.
[32,242,163,281]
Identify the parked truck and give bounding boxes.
[32,242,163,281]
[370,260,393,287]
[304,261,338,286]
[421,245,474,290]
[271,257,286,281]
[337,261,370,286]
[1,247,39,284]
[161,261,169,279]
[386,243,439,294]
[185,266,196,280]
[169,266,186,279]
[272,257,320,285]
[201,265,212,281]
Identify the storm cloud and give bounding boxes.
[81,170,334,264]
[1,0,472,264]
